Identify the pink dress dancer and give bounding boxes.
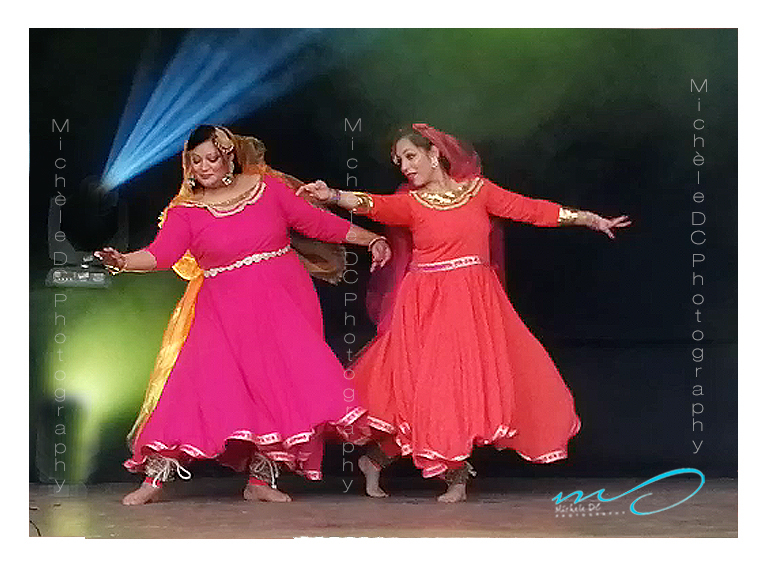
[123,175,364,486]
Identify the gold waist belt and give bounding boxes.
[203,245,292,278]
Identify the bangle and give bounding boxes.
[367,236,387,251]
[106,257,127,275]
[557,207,580,226]
[351,192,374,214]
[328,188,341,206]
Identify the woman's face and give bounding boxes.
[188,140,230,189]
[394,137,439,187]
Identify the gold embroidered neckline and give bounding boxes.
[179,181,266,217]
[410,177,483,210]
[205,183,259,208]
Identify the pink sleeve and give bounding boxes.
[363,192,413,226]
[483,179,560,227]
[144,207,193,270]
[272,178,352,242]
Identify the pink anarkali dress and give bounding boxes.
[123,175,364,480]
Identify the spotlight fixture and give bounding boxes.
[45,260,111,289]
[45,178,128,289]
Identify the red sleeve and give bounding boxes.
[363,192,413,226]
[483,179,560,227]
[144,207,193,270]
[272,177,352,242]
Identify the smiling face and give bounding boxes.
[188,139,231,189]
[393,137,440,188]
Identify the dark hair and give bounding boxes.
[187,124,242,174]
[390,126,451,173]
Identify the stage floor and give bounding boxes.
[29,476,736,538]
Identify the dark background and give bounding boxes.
[29,29,737,483]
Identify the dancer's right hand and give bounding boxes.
[297,180,335,203]
[94,247,127,272]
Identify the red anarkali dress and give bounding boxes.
[350,177,580,478]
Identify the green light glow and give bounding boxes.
[347,29,726,143]
[36,273,186,481]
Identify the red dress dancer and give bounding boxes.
[299,124,630,501]
[351,175,580,473]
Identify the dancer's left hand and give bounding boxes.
[370,239,392,272]
[589,214,632,239]
[297,180,334,203]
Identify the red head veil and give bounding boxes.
[410,123,482,181]
[366,124,506,331]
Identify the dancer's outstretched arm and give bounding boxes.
[297,181,413,227]
[94,248,156,274]
[297,180,372,212]
[559,209,632,239]
[482,179,632,239]
[277,179,392,271]
[95,205,192,273]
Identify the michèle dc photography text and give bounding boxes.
[28,27,737,540]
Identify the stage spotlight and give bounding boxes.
[46,177,128,288]
[45,265,110,289]
[100,29,331,191]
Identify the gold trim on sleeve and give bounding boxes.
[351,192,374,214]
[558,207,580,226]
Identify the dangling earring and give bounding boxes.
[431,156,439,169]
[187,176,197,189]
[222,161,234,186]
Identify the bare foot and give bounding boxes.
[359,455,388,498]
[122,482,162,505]
[437,482,467,503]
[243,484,292,503]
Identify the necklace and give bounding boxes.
[411,177,482,210]
[195,174,263,208]
[202,183,258,208]
[181,179,266,217]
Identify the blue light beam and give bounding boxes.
[101,29,328,190]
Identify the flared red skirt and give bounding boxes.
[348,264,580,478]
